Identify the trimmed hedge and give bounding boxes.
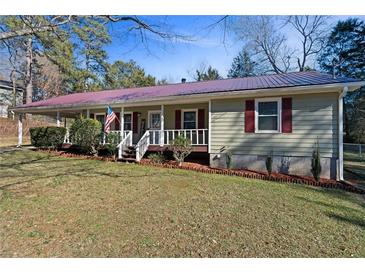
[30,127,67,148]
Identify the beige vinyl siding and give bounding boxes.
[164,103,208,129]
[211,93,338,158]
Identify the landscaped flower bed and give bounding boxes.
[36,148,365,194]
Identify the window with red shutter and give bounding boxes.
[198,109,205,128]
[282,97,292,133]
[245,100,255,133]
[175,110,181,129]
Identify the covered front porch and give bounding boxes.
[17,101,210,161]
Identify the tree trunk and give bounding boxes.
[25,37,33,119]
[11,70,17,107]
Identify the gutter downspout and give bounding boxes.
[338,86,348,181]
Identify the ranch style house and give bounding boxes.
[12,71,365,180]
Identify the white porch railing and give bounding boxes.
[149,129,208,146]
[117,131,133,159]
[135,130,150,161]
[103,130,132,145]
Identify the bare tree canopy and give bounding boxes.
[286,15,329,71]
[232,15,330,74]
[233,16,294,74]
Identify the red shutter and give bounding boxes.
[115,112,120,130]
[282,97,292,133]
[245,100,255,133]
[132,112,138,133]
[175,110,181,129]
[198,109,205,128]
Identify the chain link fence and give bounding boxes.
[344,143,365,162]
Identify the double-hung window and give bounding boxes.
[255,98,281,133]
[124,113,132,131]
[182,110,197,129]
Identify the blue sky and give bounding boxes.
[105,15,365,83]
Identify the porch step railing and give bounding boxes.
[149,129,208,146]
[135,130,150,161]
[103,130,132,145]
[117,131,133,159]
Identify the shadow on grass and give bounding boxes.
[0,151,167,193]
[326,212,365,229]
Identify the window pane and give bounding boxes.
[124,114,132,131]
[184,111,196,122]
[151,113,161,128]
[184,121,196,129]
[183,111,196,129]
[258,101,278,115]
[258,116,277,131]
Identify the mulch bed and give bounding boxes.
[36,148,365,194]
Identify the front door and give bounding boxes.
[148,111,161,144]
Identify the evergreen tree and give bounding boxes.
[104,60,156,89]
[317,18,365,143]
[228,49,257,78]
[195,65,222,81]
[318,18,365,79]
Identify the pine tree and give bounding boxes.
[317,18,365,143]
[228,49,257,78]
[104,60,156,89]
[194,65,222,81]
[318,18,365,79]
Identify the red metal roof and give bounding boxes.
[16,71,361,109]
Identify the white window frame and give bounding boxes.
[255,97,282,133]
[123,111,133,132]
[181,109,198,129]
[148,110,162,129]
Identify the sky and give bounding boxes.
[1,15,364,83]
[104,15,365,83]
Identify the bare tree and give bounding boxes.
[286,16,329,71]
[233,16,294,74]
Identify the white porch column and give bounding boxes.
[208,99,211,153]
[86,109,90,118]
[56,111,61,127]
[120,106,124,140]
[160,105,165,146]
[338,86,348,181]
[17,114,23,147]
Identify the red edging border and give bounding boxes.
[138,161,365,195]
[37,149,365,195]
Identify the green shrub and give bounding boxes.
[148,152,165,164]
[226,150,232,169]
[265,152,273,176]
[311,140,322,182]
[30,127,67,148]
[106,131,121,145]
[98,144,117,157]
[69,118,102,155]
[168,135,192,166]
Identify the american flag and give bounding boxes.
[104,106,117,133]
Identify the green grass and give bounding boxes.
[1,150,365,258]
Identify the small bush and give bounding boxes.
[168,135,192,166]
[265,152,273,176]
[226,150,232,169]
[148,152,165,164]
[30,127,67,148]
[106,131,121,145]
[311,140,322,182]
[69,118,102,155]
[98,144,117,157]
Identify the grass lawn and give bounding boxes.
[1,150,365,258]
[0,136,30,148]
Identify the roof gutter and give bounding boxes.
[10,81,365,113]
[338,86,348,181]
